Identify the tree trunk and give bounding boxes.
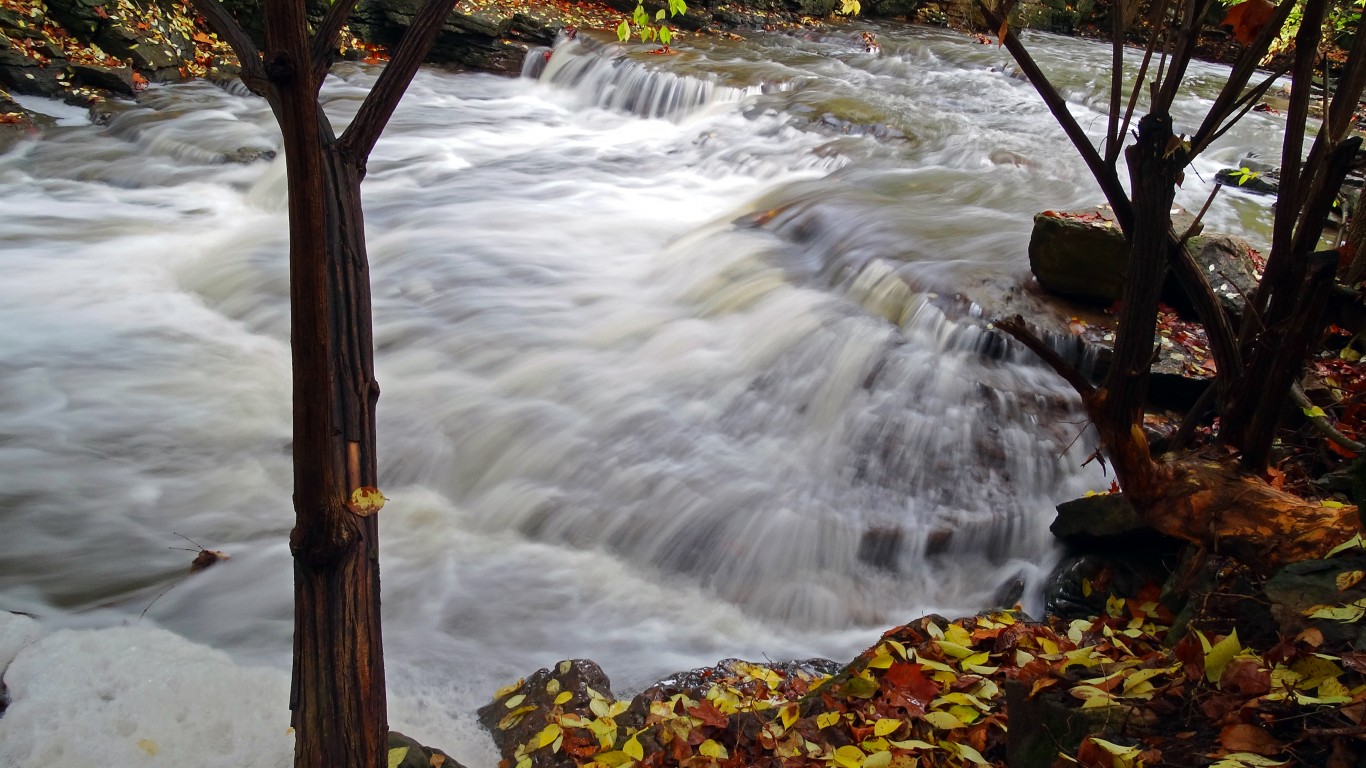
[262,3,385,765]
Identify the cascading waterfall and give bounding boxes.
[0,22,1284,768]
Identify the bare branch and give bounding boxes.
[1191,0,1298,152]
[1106,0,1127,159]
[1197,60,1293,151]
[311,0,365,88]
[186,0,267,93]
[994,315,1097,398]
[1292,384,1365,454]
[977,0,1133,229]
[340,0,458,164]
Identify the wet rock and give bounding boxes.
[477,658,614,768]
[1005,679,1119,768]
[1215,156,1279,196]
[1184,233,1261,317]
[69,62,135,96]
[625,658,840,731]
[1027,205,1204,306]
[1051,493,1146,543]
[1264,553,1366,649]
[1045,495,1184,621]
[388,730,465,768]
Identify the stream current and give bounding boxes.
[0,22,1286,767]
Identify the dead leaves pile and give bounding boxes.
[488,577,1366,768]
[0,0,237,80]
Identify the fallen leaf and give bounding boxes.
[1219,724,1285,756]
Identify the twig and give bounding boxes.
[994,315,1097,398]
[1291,382,1365,454]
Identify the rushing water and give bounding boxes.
[0,22,1287,767]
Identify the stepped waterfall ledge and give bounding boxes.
[0,20,1295,768]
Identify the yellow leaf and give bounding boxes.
[494,679,525,699]
[1304,603,1366,622]
[1081,578,1092,597]
[591,751,634,768]
[874,718,901,736]
[863,751,893,768]
[348,485,387,516]
[533,723,564,751]
[817,711,842,729]
[1089,738,1142,763]
[497,705,536,730]
[833,744,865,768]
[388,746,409,768]
[780,702,799,729]
[586,717,617,748]
[934,640,973,659]
[921,710,965,730]
[867,650,896,669]
[138,739,159,756]
[960,651,990,669]
[1323,499,1346,508]
[889,739,938,750]
[1205,630,1241,684]
[505,694,527,709]
[945,623,972,646]
[555,691,573,706]
[1338,571,1365,591]
[623,734,644,761]
[545,678,562,695]
[948,742,989,765]
[699,739,728,759]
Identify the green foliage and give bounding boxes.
[615,0,688,47]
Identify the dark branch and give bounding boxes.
[994,315,1096,398]
[977,0,1132,230]
[311,0,365,89]
[340,0,458,163]
[186,0,268,93]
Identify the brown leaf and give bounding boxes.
[191,549,229,572]
[1219,657,1270,696]
[1221,0,1277,46]
[996,20,1007,47]
[1219,723,1285,756]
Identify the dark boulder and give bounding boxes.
[477,658,615,768]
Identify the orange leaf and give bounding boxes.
[1221,0,1276,46]
[996,20,1008,47]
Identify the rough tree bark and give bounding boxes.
[185,0,459,765]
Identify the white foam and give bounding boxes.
[0,623,292,767]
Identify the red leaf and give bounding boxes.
[883,662,940,707]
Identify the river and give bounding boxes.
[0,21,1283,767]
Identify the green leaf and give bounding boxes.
[615,19,630,41]
[387,747,410,768]
[655,8,666,19]
[1303,405,1328,418]
[1205,630,1241,684]
[658,25,672,46]
[633,3,648,25]
[1330,533,1366,557]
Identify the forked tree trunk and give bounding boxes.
[188,0,459,764]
